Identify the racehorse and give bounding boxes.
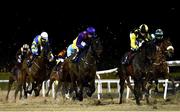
[45,49,67,97]
[55,37,103,101]
[6,51,31,101]
[45,61,62,97]
[146,38,175,93]
[6,63,23,101]
[117,40,157,105]
[14,47,50,100]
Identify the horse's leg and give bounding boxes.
[19,72,25,100]
[6,75,15,101]
[14,70,23,101]
[86,79,95,97]
[134,79,141,105]
[23,81,28,99]
[154,79,159,92]
[26,81,37,96]
[27,82,35,95]
[22,72,28,99]
[45,79,55,97]
[55,80,61,99]
[19,85,23,100]
[119,78,125,104]
[76,80,83,101]
[46,75,56,97]
[142,78,150,104]
[37,83,42,96]
[14,83,22,102]
[34,82,41,97]
[169,76,176,95]
[61,81,70,100]
[126,77,134,92]
[68,82,76,100]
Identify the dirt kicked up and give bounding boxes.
[0,90,180,111]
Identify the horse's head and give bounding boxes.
[90,37,103,59]
[158,38,174,58]
[140,40,157,63]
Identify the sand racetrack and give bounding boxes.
[0,90,180,111]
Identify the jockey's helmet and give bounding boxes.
[21,44,29,52]
[41,32,48,41]
[87,27,95,34]
[139,24,148,33]
[86,27,96,38]
[23,44,29,49]
[155,29,163,40]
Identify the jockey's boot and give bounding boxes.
[125,55,129,64]
[72,53,78,63]
[27,55,36,67]
[27,61,32,67]
[26,60,31,67]
[122,55,129,64]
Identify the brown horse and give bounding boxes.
[145,38,175,94]
[6,51,31,101]
[45,49,67,97]
[55,37,103,101]
[6,63,23,101]
[45,61,63,97]
[14,48,49,101]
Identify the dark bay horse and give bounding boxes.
[55,37,103,101]
[117,40,157,105]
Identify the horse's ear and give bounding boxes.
[164,36,170,41]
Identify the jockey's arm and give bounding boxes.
[76,34,85,50]
[49,50,54,62]
[16,49,21,60]
[130,33,138,50]
[31,41,38,56]
[147,33,152,41]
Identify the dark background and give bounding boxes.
[0,4,179,70]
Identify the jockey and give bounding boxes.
[67,26,96,62]
[16,44,30,64]
[29,31,54,66]
[123,24,151,64]
[151,29,164,44]
[56,48,67,64]
[11,44,31,75]
[53,48,67,71]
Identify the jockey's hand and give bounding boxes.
[139,40,144,47]
[17,59,21,63]
[18,55,21,59]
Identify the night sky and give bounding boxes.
[0,4,179,70]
